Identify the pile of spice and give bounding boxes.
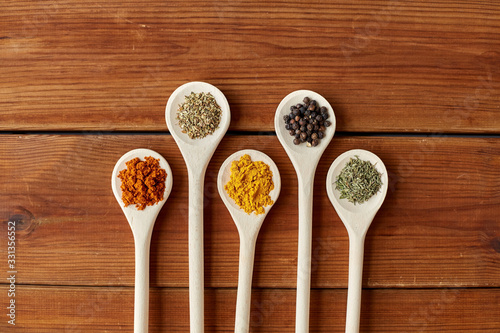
[118,156,167,210]
[335,156,382,205]
[283,97,332,147]
[177,92,222,139]
[224,154,274,215]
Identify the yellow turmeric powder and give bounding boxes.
[224,154,274,215]
[118,156,167,210]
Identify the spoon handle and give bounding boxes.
[189,170,205,333]
[235,235,257,333]
[295,173,315,333]
[134,234,151,333]
[345,233,366,333]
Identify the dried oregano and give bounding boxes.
[335,156,382,205]
[176,92,222,139]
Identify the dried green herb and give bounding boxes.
[177,92,222,139]
[335,156,382,205]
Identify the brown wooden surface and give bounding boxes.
[1,286,499,332]
[1,0,500,331]
[0,134,498,332]
[0,135,499,289]
[1,0,500,133]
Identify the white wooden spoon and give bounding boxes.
[217,149,281,333]
[111,148,173,333]
[166,81,231,333]
[274,90,336,333]
[326,149,388,333]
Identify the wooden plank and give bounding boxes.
[0,285,499,332]
[0,135,498,288]
[1,1,499,132]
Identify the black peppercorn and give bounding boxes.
[282,96,330,148]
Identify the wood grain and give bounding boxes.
[1,1,499,132]
[1,285,499,332]
[0,135,498,288]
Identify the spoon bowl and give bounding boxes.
[111,148,173,333]
[166,81,231,150]
[218,149,281,333]
[275,90,336,160]
[326,149,388,333]
[326,149,388,232]
[274,89,335,333]
[112,149,173,228]
[166,81,230,332]
[218,149,281,227]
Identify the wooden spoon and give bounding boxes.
[111,148,173,333]
[326,149,388,333]
[217,149,281,333]
[166,81,230,333]
[274,90,336,333]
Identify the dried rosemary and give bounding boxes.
[335,156,382,205]
[176,92,222,139]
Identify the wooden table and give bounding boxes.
[1,1,499,332]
